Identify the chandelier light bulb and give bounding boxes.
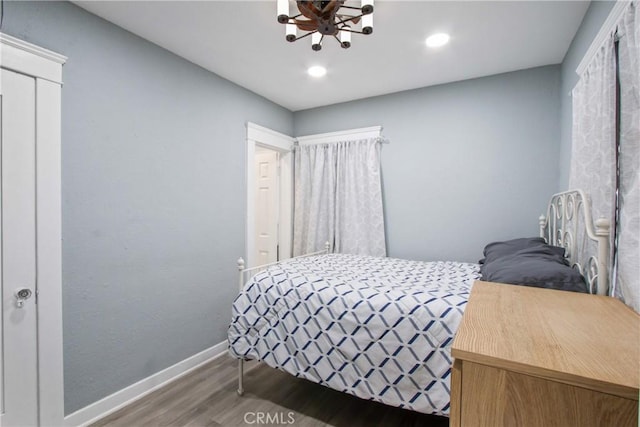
[426,33,450,48]
[286,24,297,42]
[311,32,323,51]
[362,14,373,35]
[277,0,289,23]
[340,27,352,49]
[361,0,374,15]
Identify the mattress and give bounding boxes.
[228,253,480,416]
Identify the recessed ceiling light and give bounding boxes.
[307,66,327,78]
[426,33,450,48]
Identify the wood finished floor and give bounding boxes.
[92,355,449,427]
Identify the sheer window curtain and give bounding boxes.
[569,36,617,254]
[569,37,616,293]
[615,2,639,312]
[293,138,386,257]
[570,1,639,312]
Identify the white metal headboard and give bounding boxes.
[538,190,610,295]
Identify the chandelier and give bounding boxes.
[277,0,374,51]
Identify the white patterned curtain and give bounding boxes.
[569,36,617,247]
[569,36,617,290]
[615,2,639,312]
[570,1,640,312]
[293,142,337,256]
[293,138,386,257]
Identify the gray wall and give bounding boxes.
[294,66,561,263]
[558,1,616,189]
[2,1,293,415]
[2,0,605,416]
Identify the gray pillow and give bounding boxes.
[480,246,587,293]
[479,237,549,264]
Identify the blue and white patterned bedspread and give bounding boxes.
[228,254,480,416]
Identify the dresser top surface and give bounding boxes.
[452,281,639,399]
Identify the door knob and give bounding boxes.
[15,288,33,308]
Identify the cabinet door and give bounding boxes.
[459,361,638,427]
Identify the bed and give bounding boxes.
[227,189,610,417]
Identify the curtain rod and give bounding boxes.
[576,1,630,76]
[296,126,384,146]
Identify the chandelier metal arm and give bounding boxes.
[290,30,317,42]
[335,14,363,27]
[338,27,366,34]
[288,13,362,31]
[336,5,362,11]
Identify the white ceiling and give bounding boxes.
[73,1,590,112]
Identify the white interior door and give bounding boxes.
[0,69,39,426]
[254,149,280,265]
[246,123,293,268]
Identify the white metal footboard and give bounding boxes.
[235,242,331,396]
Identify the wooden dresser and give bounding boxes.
[450,281,639,427]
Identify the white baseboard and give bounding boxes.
[64,341,228,427]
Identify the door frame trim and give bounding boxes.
[245,122,294,268]
[1,33,66,426]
